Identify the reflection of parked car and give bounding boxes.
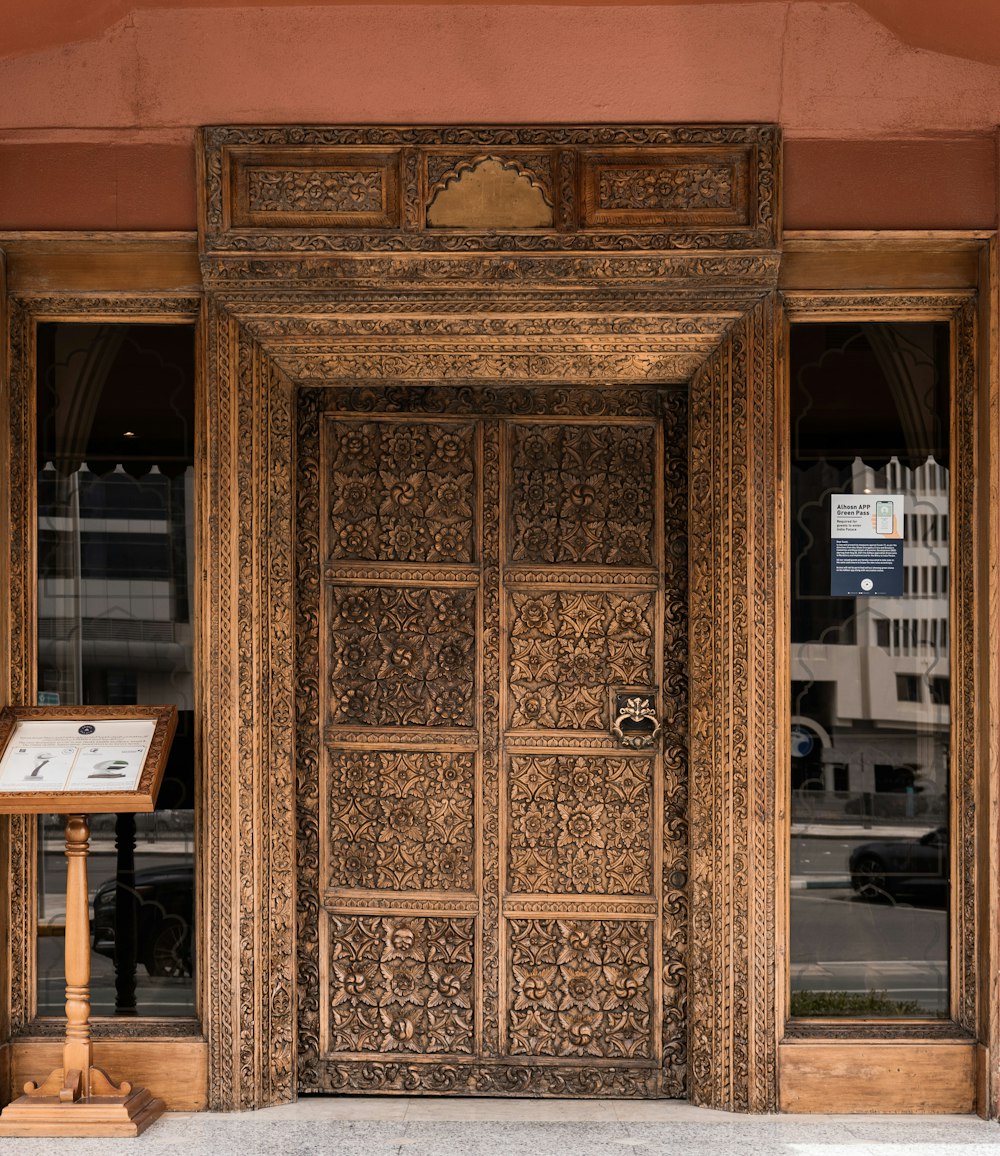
[849,827,948,904]
[92,865,194,977]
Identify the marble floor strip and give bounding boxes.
[0,1098,999,1154]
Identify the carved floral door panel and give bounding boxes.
[296,384,688,1097]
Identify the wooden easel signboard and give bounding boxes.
[0,704,177,1137]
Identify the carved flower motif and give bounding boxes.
[515,693,548,722]
[515,597,554,634]
[433,478,467,513]
[569,853,605,892]
[431,686,469,722]
[388,645,415,671]
[338,524,369,553]
[338,594,372,624]
[433,525,466,557]
[612,810,644,844]
[519,431,551,468]
[387,926,416,954]
[339,430,372,461]
[383,429,428,471]
[381,1011,416,1048]
[387,478,419,507]
[335,687,371,718]
[518,803,551,847]
[559,1009,599,1051]
[434,432,466,463]
[558,922,602,966]
[565,482,597,511]
[335,476,370,509]
[382,960,424,1003]
[520,525,552,558]
[382,523,426,557]
[561,967,600,1009]
[614,433,648,466]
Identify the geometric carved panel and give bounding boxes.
[508,590,655,730]
[326,750,475,891]
[508,755,653,894]
[508,918,652,1058]
[329,915,475,1054]
[509,422,655,566]
[325,418,476,564]
[328,586,477,726]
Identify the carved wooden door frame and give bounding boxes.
[197,124,781,1110]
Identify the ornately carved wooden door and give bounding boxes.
[295,383,687,1097]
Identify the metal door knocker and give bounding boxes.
[612,693,661,749]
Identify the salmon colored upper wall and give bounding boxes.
[0,2,998,230]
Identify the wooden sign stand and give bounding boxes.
[0,815,164,1135]
[0,704,177,1137]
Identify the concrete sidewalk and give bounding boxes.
[1,1098,999,1154]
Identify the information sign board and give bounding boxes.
[0,705,177,813]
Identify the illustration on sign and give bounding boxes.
[830,493,904,597]
[0,719,157,793]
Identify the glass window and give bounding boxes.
[35,322,196,1018]
[789,321,950,1020]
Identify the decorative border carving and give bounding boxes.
[202,252,781,289]
[687,295,779,1111]
[201,125,779,255]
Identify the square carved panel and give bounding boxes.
[507,918,652,1059]
[328,586,477,727]
[508,422,655,566]
[326,750,475,892]
[325,418,476,564]
[507,590,654,730]
[507,754,653,894]
[328,915,475,1055]
[323,749,471,892]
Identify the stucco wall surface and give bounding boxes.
[0,1,998,229]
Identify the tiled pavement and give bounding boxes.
[1,1097,1000,1154]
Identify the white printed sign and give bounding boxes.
[0,719,156,793]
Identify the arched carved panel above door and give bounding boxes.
[197,124,781,1112]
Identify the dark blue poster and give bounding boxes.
[830,494,904,597]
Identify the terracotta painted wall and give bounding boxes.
[1,0,998,230]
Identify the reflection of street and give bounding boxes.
[791,826,947,1013]
[37,843,195,1018]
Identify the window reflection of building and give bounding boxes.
[34,323,196,1019]
[789,321,951,1019]
[792,454,949,823]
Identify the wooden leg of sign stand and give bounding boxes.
[0,815,165,1136]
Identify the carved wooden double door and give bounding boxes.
[296,382,688,1097]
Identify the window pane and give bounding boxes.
[35,322,196,1018]
[789,321,950,1020]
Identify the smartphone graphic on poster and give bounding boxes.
[875,499,894,535]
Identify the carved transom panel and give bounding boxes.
[326,751,475,891]
[508,918,653,1059]
[327,586,477,727]
[328,915,475,1055]
[508,590,655,730]
[201,124,779,254]
[508,422,655,566]
[508,755,653,895]
[325,418,476,564]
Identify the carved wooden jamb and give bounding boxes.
[197,122,782,1112]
